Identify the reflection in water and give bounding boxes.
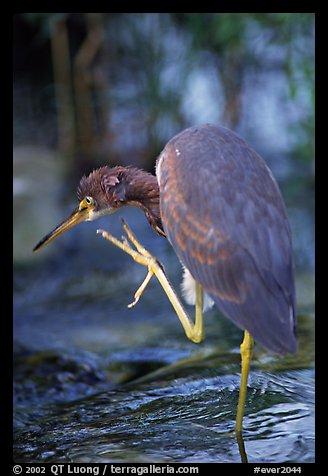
[236,432,248,463]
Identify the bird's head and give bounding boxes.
[33,166,163,252]
[33,167,131,252]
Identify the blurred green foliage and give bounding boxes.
[173,13,314,161]
[14,13,314,171]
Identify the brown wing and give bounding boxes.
[158,124,296,355]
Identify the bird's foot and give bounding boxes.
[98,220,204,345]
[97,220,162,308]
[127,269,154,308]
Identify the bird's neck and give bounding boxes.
[123,168,165,237]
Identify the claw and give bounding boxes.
[128,269,154,308]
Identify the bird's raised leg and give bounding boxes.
[235,330,254,434]
[97,220,204,344]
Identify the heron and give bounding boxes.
[33,124,297,435]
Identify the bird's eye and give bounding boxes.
[85,196,94,206]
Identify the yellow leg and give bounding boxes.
[195,281,205,342]
[235,330,254,434]
[97,221,204,344]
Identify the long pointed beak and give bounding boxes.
[33,206,90,252]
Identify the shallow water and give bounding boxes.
[14,366,314,463]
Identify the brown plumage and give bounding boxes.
[77,166,165,236]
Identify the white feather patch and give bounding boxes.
[156,151,165,187]
[181,267,214,312]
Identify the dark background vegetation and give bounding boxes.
[13,13,314,169]
[13,13,314,266]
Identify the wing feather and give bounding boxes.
[158,124,296,354]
